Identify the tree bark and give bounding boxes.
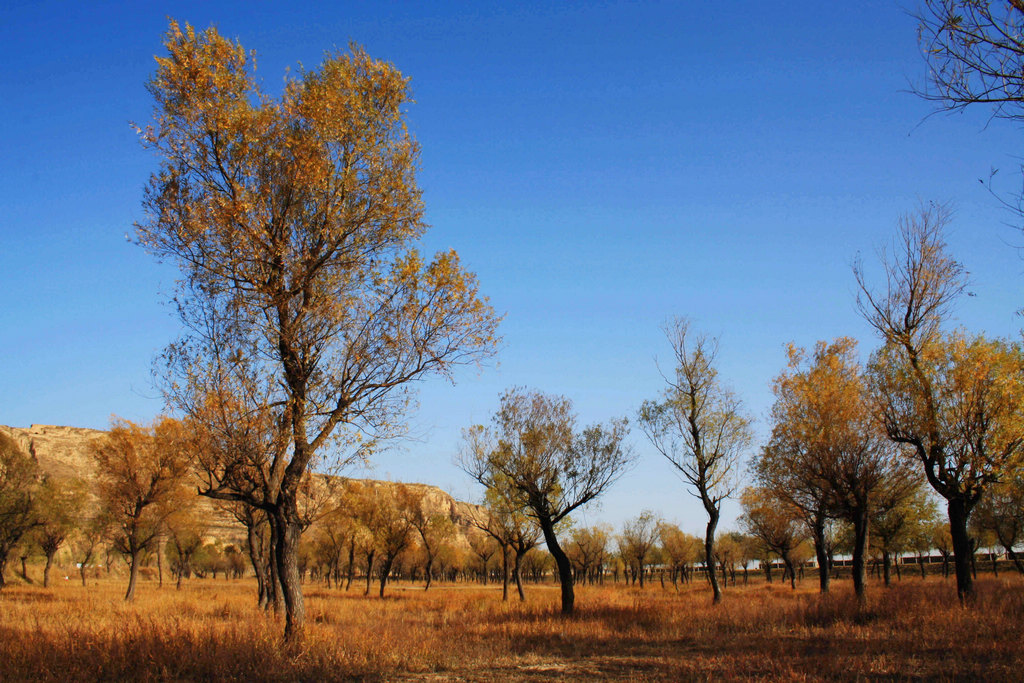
[851,509,869,600]
[125,548,140,601]
[274,504,306,642]
[513,549,526,601]
[539,517,574,614]
[704,509,721,604]
[812,514,830,594]
[947,498,975,603]
[43,552,55,588]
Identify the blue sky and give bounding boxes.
[1,1,1021,536]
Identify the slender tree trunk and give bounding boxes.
[267,516,284,614]
[539,517,574,614]
[20,555,30,583]
[704,508,721,604]
[882,550,892,587]
[43,552,55,588]
[246,522,269,609]
[379,556,393,598]
[501,545,509,602]
[364,549,375,596]
[948,498,975,603]
[424,554,433,591]
[345,539,355,591]
[851,509,869,601]
[157,540,164,589]
[514,549,526,601]
[812,514,830,594]
[125,547,140,602]
[785,556,796,590]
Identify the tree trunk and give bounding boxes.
[851,509,869,601]
[500,545,509,602]
[424,555,433,591]
[267,516,284,614]
[784,556,796,590]
[379,556,393,597]
[345,539,355,591]
[882,550,892,587]
[273,505,306,643]
[246,522,269,609]
[812,514,830,594]
[539,517,574,614]
[947,498,975,603]
[125,548,140,602]
[43,551,55,588]
[704,509,721,604]
[1007,547,1024,575]
[514,549,526,601]
[79,560,88,587]
[364,549,375,596]
[0,554,8,591]
[157,540,164,588]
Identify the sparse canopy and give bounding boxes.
[137,21,500,639]
[460,387,632,614]
[639,318,752,604]
[856,205,1024,601]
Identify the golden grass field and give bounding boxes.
[1,574,1021,681]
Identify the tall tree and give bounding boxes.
[639,318,752,604]
[91,417,192,602]
[34,477,87,588]
[856,205,1024,600]
[740,487,806,590]
[0,433,40,592]
[972,470,1024,573]
[460,388,633,614]
[139,22,500,640]
[756,338,914,598]
[617,511,659,588]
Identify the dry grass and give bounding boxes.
[1,574,1021,681]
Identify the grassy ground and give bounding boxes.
[0,574,1020,681]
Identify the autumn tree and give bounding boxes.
[566,524,610,586]
[972,471,1024,573]
[138,21,500,640]
[91,417,192,601]
[856,205,1024,601]
[756,338,915,598]
[0,432,40,591]
[740,487,805,589]
[70,510,110,587]
[639,318,752,604]
[658,522,702,588]
[34,477,87,587]
[165,507,207,589]
[366,485,414,598]
[460,388,633,614]
[618,511,659,588]
[402,489,454,591]
[870,482,937,586]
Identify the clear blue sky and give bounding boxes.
[1,1,1020,536]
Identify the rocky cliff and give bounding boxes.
[0,424,482,549]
